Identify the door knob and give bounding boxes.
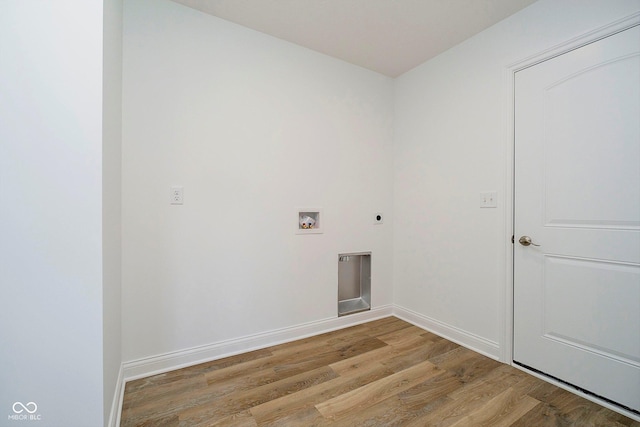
[519,236,540,247]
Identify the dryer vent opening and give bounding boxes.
[338,252,371,316]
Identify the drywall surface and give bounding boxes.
[122,0,394,362]
[0,1,105,425]
[393,0,640,358]
[103,0,124,425]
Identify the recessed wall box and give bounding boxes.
[296,208,323,234]
[338,252,371,316]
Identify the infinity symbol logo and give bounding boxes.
[12,402,38,414]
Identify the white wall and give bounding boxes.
[393,0,640,359]
[122,0,394,363]
[102,0,123,425]
[1,0,636,423]
[0,2,106,426]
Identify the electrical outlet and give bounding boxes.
[374,213,384,224]
[170,186,183,205]
[480,191,497,208]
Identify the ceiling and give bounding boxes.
[170,0,538,77]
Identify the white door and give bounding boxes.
[514,25,640,413]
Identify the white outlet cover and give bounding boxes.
[480,191,497,208]
[170,186,184,205]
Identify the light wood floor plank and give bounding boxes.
[315,360,439,419]
[447,387,540,427]
[321,377,454,427]
[328,345,397,376]
[376,324,428,346]
[178,365,338,425]
[250,361,393,425]
[362,317,413,337]
[203,410,257,427]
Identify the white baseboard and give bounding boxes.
[393,305,500,360]
[122,305,393,382]
[108,364,124,427]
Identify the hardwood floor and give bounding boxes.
[120,317,639,426]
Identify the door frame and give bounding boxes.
[501,11,640,420]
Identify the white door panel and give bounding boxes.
[514,25,640,413]
[543,256,640,363]
[543,55,640,230]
